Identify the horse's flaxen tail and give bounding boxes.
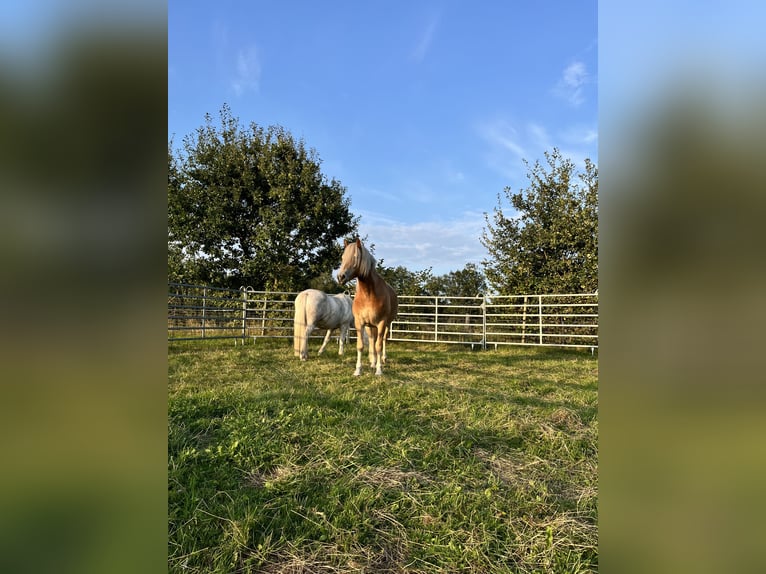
[293,292,307,357]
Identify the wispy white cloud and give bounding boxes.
[476,118,531,180]
[478,117,598,179]
[559,124,598,147]
[527,122,550,149]
[411,13,439,63]
[479,119,526,159]
[447,169,465,183]
[360,186,403,203]
[402,179,438,204]
[355,210,489,275]
[582,129,598,144]
[211,21,261,97]
[555,60,589,106]
[555,124,599,168]
[232,45,261,96]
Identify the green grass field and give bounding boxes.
[168,338,598,573]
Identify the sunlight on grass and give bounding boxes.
[169,339,598,573]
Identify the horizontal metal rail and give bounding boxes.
[168,283,598,350]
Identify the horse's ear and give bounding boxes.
[355,237,362,248]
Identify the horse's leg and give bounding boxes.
[293,314,301,357]
[381,324,388,365]
[317,328,332,355]
[367,325,378,369]
[373,322,386,375]
[301,324,314,360]
[338,325,348,355]
[354,319,365,376]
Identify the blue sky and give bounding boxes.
[169,1,598,275]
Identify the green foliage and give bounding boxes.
[376,264,434,296]
[169,340,598,573]
[375,262,487,298]
[168,104,358,290]
[307,270,347,294]
[426,262,488,297]
[481,149,598,295]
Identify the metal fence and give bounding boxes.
[168,283,598,351]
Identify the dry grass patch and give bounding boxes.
[474,447,547,489]
[245,463,303,489]
[169,340,598,573]
[355,467,431,490]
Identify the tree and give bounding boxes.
[372,261,487,298]
[426,263,488,298]
[376,264,434,296]
[168,105,358,290]
[481,149,597,294]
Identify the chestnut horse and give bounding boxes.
[337,238,398,376]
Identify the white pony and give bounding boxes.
[293,289,355,361]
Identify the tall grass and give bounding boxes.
[168,339,598,573]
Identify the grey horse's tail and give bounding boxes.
[293,292,307,357]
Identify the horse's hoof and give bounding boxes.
[375,370,383,376]
[353,370,361,376]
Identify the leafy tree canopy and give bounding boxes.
[425,263,488,298]
[377,264,435,297]
[374,261,487,298]
[168,104,358,290]
[481,148,597,294]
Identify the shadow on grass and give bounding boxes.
[171,339,597,452]
[169,341,599,573]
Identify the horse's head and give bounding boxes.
[337,238,361,284]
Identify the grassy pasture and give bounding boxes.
[168,338,598,573]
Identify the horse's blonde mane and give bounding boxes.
[359,241,377,277]
[352,240,376,278]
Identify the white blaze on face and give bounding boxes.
[338,243,357,283]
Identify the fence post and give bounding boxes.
[241,287,247,342]
[537,295,543,345]
[260,295,268,336]
[202,287,207,339]
[481,295,487,350]
[434,296,439,342]
[521,295,527,344]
